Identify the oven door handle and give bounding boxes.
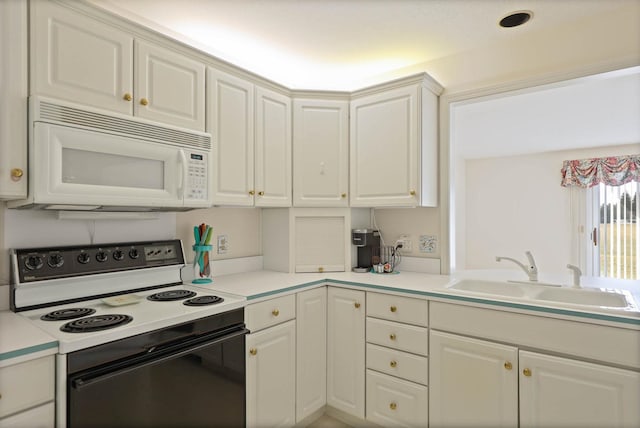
[71,327,249,390]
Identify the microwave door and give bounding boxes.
[32,123,183,207]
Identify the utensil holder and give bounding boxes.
[192,244,213,284]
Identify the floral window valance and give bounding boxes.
[561,154,640,188]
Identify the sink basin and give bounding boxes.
[534,287,630,308]
[448,280,527,298]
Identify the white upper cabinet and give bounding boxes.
[293,98,349,207]
[0,0,27,199]
[255,86,292,207]
[207,67,255,206]
[31,1,205,131]
[135,40,205,130]
[350,75,441,207]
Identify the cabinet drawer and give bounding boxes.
[0,356,54,418]
[366,318,428,356]
[246,294,296,332]
[367,343,428,386]
[0,402,54,428]
[366,369,428,427]
[367,292,428,326]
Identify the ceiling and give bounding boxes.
[88,0,640,91]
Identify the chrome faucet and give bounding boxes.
[566,264,582,288]
[496,251,538,281]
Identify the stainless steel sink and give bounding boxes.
[447,280,527,298]
[534,287,630,308]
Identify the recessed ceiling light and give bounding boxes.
[499,11,533,28]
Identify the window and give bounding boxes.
[585,181,639,280]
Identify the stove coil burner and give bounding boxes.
[61,314,133,333]
[147,290,197,302]
[41,308,96,321]
[183,296,225,306]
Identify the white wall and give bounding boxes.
[463,143,640,275]
[373,207,440,258]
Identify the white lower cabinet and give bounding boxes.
[296,287,327,422]
[366,370,428,427]
[0,356,55,428]
[430,330,640,428]
[327,287,365,419]
[246,304,296,428]
[519,350,640,428]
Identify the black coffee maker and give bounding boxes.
[352,229,381,272]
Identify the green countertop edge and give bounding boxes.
[247,278,640,327]
[0,340,58,361]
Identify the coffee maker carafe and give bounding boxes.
[352,229,380,272]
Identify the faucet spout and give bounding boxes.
[496,251,538,281]
[566,264,582,288]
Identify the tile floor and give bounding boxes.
[307,414,352,428]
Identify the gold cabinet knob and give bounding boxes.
[390,305,397,313]
[354,302,361,309]
[318,267,324,273]
[390,360,397,368]
[504,362,513,370]
[10,168,24,181]
[140,98,149,106]
[123,93,132,101]
[341,193,347,198]
[389,402,397,411]
[409,189,416,196]
[272,309,279,317]
[389,333,397,341]
[523,368,532,377]
[249,348,257,356]
[248,190,255,195]
[258,191,264,196]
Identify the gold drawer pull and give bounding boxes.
[389,402,397,410]
[390,360,397,368]
[504,361,512,370]
[354,302,361,309]
[258,191,264,196]
[272,309,279,317]
[341,193,347,198]
[10,168,23,181]
[123,93,132,101]
[389,333,396,341]
[390,305,397,313]
[318,267,324,273]
[140,98,149,106]
[249,190,255,195]
[523,368,532,377]
[409,190,416,196]
[249,348,257,356]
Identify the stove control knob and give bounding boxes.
[129,248,140,259]
[96,251,108,263]
[25,255,44,270]
[113,250,124,261]
[77,253,91,264]
[47,254,64,268]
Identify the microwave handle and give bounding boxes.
[178,149,187,199]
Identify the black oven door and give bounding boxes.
[68,328,247,428]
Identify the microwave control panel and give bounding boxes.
[186,152,208,200]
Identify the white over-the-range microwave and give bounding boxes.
[8,96,213,211]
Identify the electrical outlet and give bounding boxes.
[395,234,412,252]
[217,234,228,254]
[419,235,437,253]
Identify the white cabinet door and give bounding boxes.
[326,287,365,419]
[350,85,419,207]
[520,350,640,428]
[293,99,349,207]
[207,68,255,206]
[366,369,428,427]
[31,1,134,115]
[294,215,346,273]
[0,0,27,199]
[255,86,292,207]
[135,40,205,131]
[296,288,327,422]
[429,330,519,427]
[246,320,296,428]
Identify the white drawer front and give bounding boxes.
[0,402,54,428]
[366,369,428,427]
[246,294,296,332]
[366,318,428,356]
[367,343,428,386]
[0,356,54,419]
[367,292,428,326]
